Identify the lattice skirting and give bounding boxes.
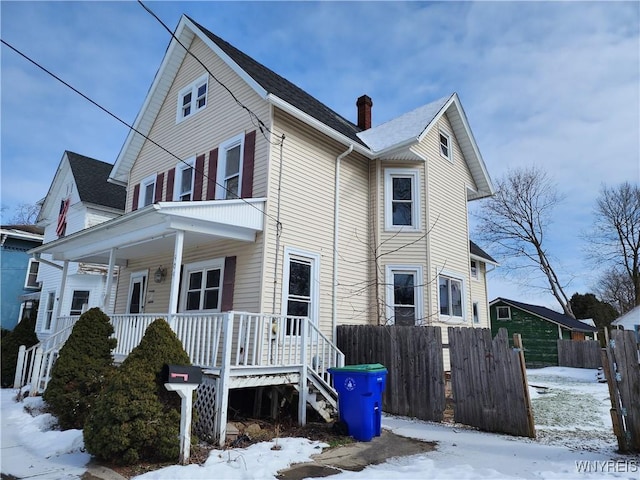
[194,375,218,443]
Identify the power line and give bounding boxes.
[0,37,282,226]
[137,0,278,145]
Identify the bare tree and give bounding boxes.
[594,267,635,315]
[10,203,41,225]
[588,182,640,308]
[475,166,575,318]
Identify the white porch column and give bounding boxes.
[168,230,184,316]
[54,260,69,330]
[102,248,116,313]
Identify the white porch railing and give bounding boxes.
[16,312,344,399]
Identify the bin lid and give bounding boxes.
[328,363,387,373]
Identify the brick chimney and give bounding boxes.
[356,94,373,130]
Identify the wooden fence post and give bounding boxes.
[513,334,536,438]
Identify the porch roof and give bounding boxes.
[30,199,266,265]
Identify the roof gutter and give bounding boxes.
[267,95,371,157]
[332,143,353,342]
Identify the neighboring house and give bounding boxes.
[611,305,640,342]
[0,225,43,330]
[489,298,598,368]
[27,15,495,442]
[32,151,125,340]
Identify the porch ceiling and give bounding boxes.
[30,199,266,265]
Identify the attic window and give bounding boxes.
[497,306,511,320]
[439,131,452,161]
[176,74,208,123]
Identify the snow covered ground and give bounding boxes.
[1,367,638,479]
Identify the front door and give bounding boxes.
[127,271,148,314]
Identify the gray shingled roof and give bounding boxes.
[66,152,126,210]
[470,240,497,264]
[492,298,598,332]
[187,16,368,147]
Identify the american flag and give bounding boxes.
[56,198,70,237]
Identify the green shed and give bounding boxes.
[489,298,598,368]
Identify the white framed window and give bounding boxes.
[473,302,480,324]
[127,271,148,314]
[176,73,208,122]
[439,131,452,161]
[496,306,511,320]
[70,290,90,316]
[282,248,320,335]
[384,168,420,231]
[216,134,244,200]
[470,260,478,280]
[385,265,424,326]
[44,291,55,331]
[139,174,157,208]
[180,259,224,312]
[24,258,40,289]
[439,273,464,319]
[174,158,195,201]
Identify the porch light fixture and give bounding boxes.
[154,266,167,283]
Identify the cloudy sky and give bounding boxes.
[1,1,638,309]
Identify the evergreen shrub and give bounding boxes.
[83,318,192,465]
[43,307,116,429]
[1,314,39,387]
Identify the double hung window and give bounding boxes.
[384,169,420,230]
[174,158,195,201]
[386,266,423,326]
[216,134,244,200]
[439,131,452,161]
[139,174,157,208]
[439,274,464,319]
[24,259,40,288]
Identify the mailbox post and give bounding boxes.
[163,365,202,465]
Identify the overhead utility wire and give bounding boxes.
[0,38,281,225]
[137,0,280,146]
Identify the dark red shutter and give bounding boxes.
[166,168,175,201]
[193,154,205,201]
[206,148,218,200]
[241,130,256,198]
[155,172,164,203]
[221,256,236,311]
[132,183,140,211]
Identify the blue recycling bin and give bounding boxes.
[328,363,387,441]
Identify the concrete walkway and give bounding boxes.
[276,430,436,480]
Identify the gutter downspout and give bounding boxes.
[332,144,354,342]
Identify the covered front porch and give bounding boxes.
[23,199,344,445]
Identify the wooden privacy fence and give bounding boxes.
[557,339,602,368]
[448,327,535,438]
[336,325,445,422]
[601,329,640,453]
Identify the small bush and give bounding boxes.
[84,318,192,465]
[1,314,39,387]
[43,308,116,429]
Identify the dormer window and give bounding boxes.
[176,74,208,122]
[439,131,452,161]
